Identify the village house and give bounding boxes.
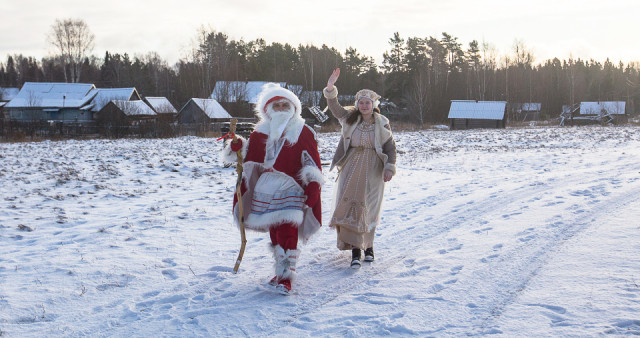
[3,82,97,123]
[0,87,19,120]
[143,97,178,122]
[448,100,507,130]
[177,98,231,124]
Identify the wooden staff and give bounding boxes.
[230,119,247,274]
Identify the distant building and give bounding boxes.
[560,101,627,125]
[88,88,141,114]
[0,87,19,120]
[211,81,301,118]
[448,100,507,130]
[97,100,157,125]
[513,102,542,121]
[4,82,97,122]
[143,97,178,122]
[177,98,232,124]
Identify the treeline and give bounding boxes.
[1,28,639,123]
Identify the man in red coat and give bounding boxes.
[222,83,323,295]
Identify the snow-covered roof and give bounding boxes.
[112,100,157,116]
[211,81,288,104]
[5,82,97,108]
[580,101,625,115]
[448,100,507,120]
[190,98,231,118]
[144,97,177,114]
[517,103,542,112]
[88,88,139,112]
[0,87,19,101]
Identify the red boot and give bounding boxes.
[268,276,278,286]
[276,279,292,295]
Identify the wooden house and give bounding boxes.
[97,100,157,125]
[560,101,627,125]
[4,82,96,122]
[448,100,507,130]
[144,97,178,122]
[89,88,141,116]
[513,102,542,121]
[177,98,231,124]
[0,87,19,121]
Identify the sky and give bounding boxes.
[1,0,639,67]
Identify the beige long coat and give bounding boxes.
[323,86,397,250]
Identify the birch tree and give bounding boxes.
[47,18,95,83]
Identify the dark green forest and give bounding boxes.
[1,27,639,123]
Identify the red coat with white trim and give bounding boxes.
[226,120,323,242]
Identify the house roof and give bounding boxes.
[111,100,157,116]
[187,98,232,118]
[144,97,177,114]
[0,87,19,101]
[5,82,96,108]
[87,88,139,112]
[211,81,288,104]
[580,101,625,115]
[448,100,507,120]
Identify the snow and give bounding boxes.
[1,125,640,336]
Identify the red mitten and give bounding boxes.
[304,182,320,208]
[230,138,242,152]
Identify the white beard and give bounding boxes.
[266,106,295,142]
[263,105,295,167]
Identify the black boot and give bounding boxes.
[364,247,374,262]
[351,248,361,269]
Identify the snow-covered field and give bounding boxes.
[1,126,640,336]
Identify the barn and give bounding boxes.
[177,98,231,124]
[97,100,157,125]
[144,97,177,122]
[448,100,507,130]
[513,102,542,122]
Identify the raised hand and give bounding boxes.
[327,68,340,91]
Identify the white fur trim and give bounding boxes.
[384,163,397,176]
[254,83,302,119]
[274,246,298,281]
[323,86,338,99]
[244,209,303,231]
[220,135,247,164]
[298,165,325,186]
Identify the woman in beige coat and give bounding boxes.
[323,68,397,268]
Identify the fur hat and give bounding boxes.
[354,89,381,109]
[254,83,302,117]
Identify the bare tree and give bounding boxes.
[47,18,95,83]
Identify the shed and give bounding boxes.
[4,82,96,122]
[448,100,507,130]
[177,98,231,124]
[513,102,542,121]
[97,100,157,125]
[144,97,178,122]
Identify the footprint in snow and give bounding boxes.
[162,269,179,280]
